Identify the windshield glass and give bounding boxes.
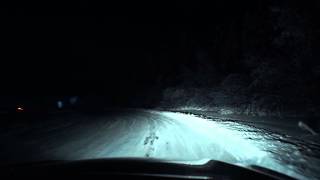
[1,1,320,180]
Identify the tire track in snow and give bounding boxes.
[143,118,159,157]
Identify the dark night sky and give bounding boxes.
[1,1,320,107]
[1,2,221,93]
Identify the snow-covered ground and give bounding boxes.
[0,109,319,179]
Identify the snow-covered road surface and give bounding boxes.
[0,109,319,179]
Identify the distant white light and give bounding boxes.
[57,101,63,109]
[16,105,24,112]
[69,96,78,105]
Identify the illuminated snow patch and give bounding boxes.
[219,108,234,115]
[157,111,267,165]
[156,111,307,180]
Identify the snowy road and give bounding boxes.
[0,109,319,179]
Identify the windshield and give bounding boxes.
[1,1,320,180]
